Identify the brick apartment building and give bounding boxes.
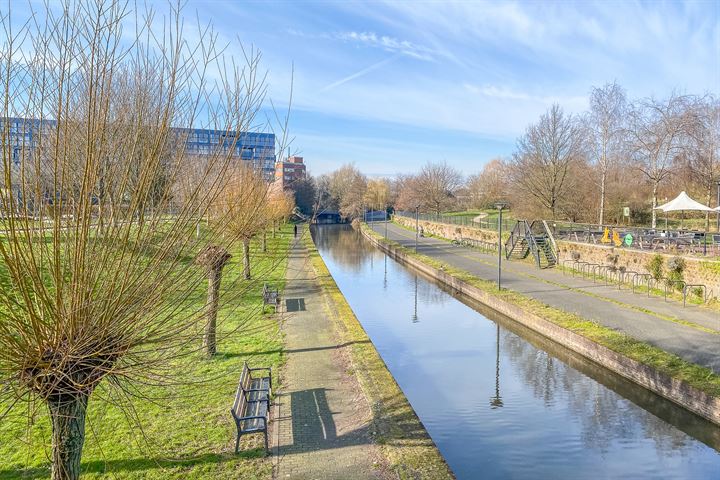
[274,155,306,188]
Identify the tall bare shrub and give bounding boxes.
[0,2,270,478]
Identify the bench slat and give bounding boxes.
[240,401,268,431]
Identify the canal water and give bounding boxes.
[312,225,720,480]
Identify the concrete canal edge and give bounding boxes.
[302,229,455,479]
[359,225,720,427]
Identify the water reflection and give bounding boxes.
[412,275,419,323]
[312,225,720,480]
[490,324,503,409]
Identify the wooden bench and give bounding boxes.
[262,283,280,312]
[230,362,272,453]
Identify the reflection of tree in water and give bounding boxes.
[313,226,376,273]
[500,329,698,456]
[416,279,448,307]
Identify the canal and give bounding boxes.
[312,225,720,480]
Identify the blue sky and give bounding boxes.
[15,1,720,176]
[192,0,718,176]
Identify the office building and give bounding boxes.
[1,117,276,178]
[274,155,307,188]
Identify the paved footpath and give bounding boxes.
[371,222,720,374]
[272,227,387,479]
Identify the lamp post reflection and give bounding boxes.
[383,255,388,290]
[411,274,419,323]
[490,323,503,409]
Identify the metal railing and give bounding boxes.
[561,259,709,305]
[394,210,512,232]
[549,221,719,256]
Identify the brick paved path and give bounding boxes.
[371,222,720,374]
[272,227,386,479]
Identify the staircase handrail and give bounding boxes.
[524,221,543,267]
[541,220,559,262]
[505,220,527,259]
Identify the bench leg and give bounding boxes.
[264,430,268,453]
[235,431,242,454]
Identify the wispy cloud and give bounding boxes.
[288,28,437,61]
[463,84,587,108]
[336,31,436,61]
[320,55,400,92]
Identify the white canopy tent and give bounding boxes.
[654,192,714,253]
[655,191,715,213]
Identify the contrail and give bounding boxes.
[320,54,400,92]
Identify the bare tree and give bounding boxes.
[586,82,628,225]
[0,3,271,479]
[218,164,273,279]
[328,163,367,219]
[628,94,690,228]
[415,161,463,215]
[466,158,509,208]
[683,95,720,229]
[508,104,584,219]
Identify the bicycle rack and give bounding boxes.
[581,263,600,279]
[682,284,707,307]
[631,273,652,294]
[561,259,576,275]
[591,265,610,283]
[665,280,686,302]
[572,261,590,277]
[617,270,638,290]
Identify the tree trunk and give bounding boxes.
[272,221,276,238]
[651,182,658,229]
[706,190,712,232]
[262,231,267,253]
[48,393,89,480]
[204,266,222,356]
[243,238,251,280]
[598,172,606,227]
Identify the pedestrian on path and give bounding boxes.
[294,224,298,237]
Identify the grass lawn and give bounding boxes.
[0,225,292,480]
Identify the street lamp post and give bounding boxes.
[494,202,508,290]
[716,181,720,232]
[415,205,420,253]
[385,204,388,239]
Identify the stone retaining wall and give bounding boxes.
[362,225,720,426]
[393,215,502,243]
[556,242,720,299]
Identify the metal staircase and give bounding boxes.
[505,220,557,268]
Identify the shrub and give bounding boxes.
[647,254,664,281]
[667,256,686,290]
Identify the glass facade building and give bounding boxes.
[1,118,276,178]
[177,128,276,178]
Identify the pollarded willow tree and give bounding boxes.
[217,163,274,280]
[0,2,273,479]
